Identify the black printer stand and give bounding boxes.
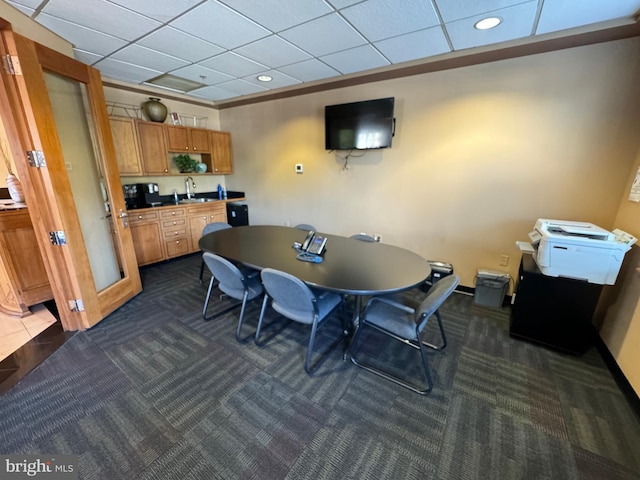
[510,254,603,355]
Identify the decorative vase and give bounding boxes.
[142,97,168,123]
[195,162,207,173]
[6,173,24,203]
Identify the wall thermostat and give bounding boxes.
[295,163,303,173]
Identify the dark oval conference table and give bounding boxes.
[198,225,431,297]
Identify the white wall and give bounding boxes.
[221,37,640,291]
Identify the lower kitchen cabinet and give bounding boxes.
[128,202,229,266]
[186,203,228,253]
[129,211,164,266]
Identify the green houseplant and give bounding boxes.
[174,154,198,173]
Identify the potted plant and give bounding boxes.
[174,154,198,173]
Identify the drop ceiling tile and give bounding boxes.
[445,2,538,51]
[320,44,389,74]
[107,0,203,23]
[280,13,366,57]
[199,52,267,78]
[138,27,224,63]
[326,0,362,8]
[242,70,301,89]
[341,0,440,42]
[234,35,311,69]
[278,59,341,82]
[6,1,35,16]
[170,1,270,50]
[39,0,161,41]
[93,57,162,83]
[537,0,640,34]
[219,0,333,32]
[214,79,269,95]
[7,0,41,8]
[170,64,234,86]
[374,26,451,63]
[73,49,102,66]
[36,13,127,56]
[189,85,238,101]
[111,45,190,72]
[434,0,526,23]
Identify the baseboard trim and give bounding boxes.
[593,333,640,420]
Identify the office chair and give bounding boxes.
[202,252,264,343]
[198,222,232,284]
[294,223,316,231]
[350,233,376,242]
[256,268,347,374]
[350,274,459,394]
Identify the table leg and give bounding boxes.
[343,295,363,360]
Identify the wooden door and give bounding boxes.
[165,125,189,152]
[190,128,210,153]
[0,23,142,330]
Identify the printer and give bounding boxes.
[527,219,637,285]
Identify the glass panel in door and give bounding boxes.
[43,71,122,291]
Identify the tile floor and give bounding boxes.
[0,303,72,394]
[0,304,57,361]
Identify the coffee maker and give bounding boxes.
[123,183,158,209]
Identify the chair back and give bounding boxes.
[202,222,232,236]
[350,233,376,242]
[260,268,317,324]
[416,275,459,331]
[202,252,247,300]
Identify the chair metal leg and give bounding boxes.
[202,276,242,321]
[199,259,206,285]
[421,310,447,351]
[235,291,256,343]
[255,295,291,347]
[350,321,435,395]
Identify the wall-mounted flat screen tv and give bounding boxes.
[325,97,395,150]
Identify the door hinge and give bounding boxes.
[3,55,22,75]
[68,299,85,312]
[27,150,46,168]
[49,230,67,245]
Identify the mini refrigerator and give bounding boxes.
[227,203,249,226]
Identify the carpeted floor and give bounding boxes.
[1,253,639,479]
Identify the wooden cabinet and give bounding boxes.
[159,207,190,258]
[137,121,170,175]
[166,125,210,153]
[109,117,143,176]
[0,209,53,316]
[128,210,164,266]
[210,130,233,174]
[186,202,228,253]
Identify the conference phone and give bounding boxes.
[295,231,327,263]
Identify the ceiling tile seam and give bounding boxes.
[429,0,455,52]
[531,0,545,35]
[29,0,50,19]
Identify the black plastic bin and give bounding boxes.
[421,261,454,291]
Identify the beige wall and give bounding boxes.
[222,37,640,292]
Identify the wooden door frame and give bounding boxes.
[0,20,141,330]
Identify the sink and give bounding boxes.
[178,198,215,204]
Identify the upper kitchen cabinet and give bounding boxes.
[109,117,143,176]
[166,125,210,153]
[137,120,170,175]
[210,130,233,174]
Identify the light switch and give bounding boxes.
[295,163,303,173]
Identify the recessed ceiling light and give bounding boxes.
[474,17,502,30]
[257,75,272,82]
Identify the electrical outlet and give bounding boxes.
[500,255,509,266]
[374,233,382,242]
[295,163,303,173]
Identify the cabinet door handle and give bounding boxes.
[173,221,177,225]
[176,240,181,244]
[172,212,176,215]
[138,215,143,219]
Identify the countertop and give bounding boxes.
[126,197,246,212]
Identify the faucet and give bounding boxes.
[185,176,196,199]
